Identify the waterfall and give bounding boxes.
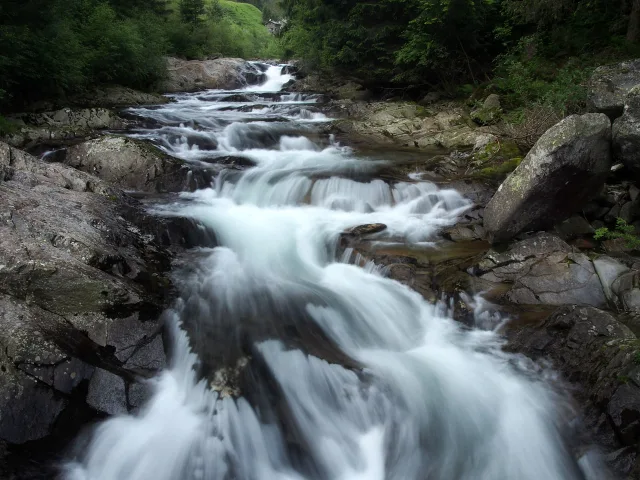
[65,66,605,480]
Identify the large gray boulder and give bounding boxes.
[483,114,612,243]
[160,57,263,93]
[613,85,640,180]
[0,142,171,447]
[65,136,216,192]
[588,59,640,119]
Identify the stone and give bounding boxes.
[612,271,640,314]
[160,57,257,93]
[608,384,640,445]
[4,108,124,149]
[69,85,169,108]
[593,256,630,303]
[483,114,612,243]
[555,215,594,241]
[65,136,216,192]
[470,94,502,126]
[477,233,607,307]
[613,85,640,181]
[588,59,640,119]
[128,381,154,410]
[124,335,166,374]
[0,141,177,445]
[86,369,127,415]
[343,223,387,236]
[507,306,640,457]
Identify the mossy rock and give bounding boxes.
[471,106,502,126]
[475,157,523,180]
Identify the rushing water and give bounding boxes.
[65,64,607,480]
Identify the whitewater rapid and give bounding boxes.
[65,64,606,480]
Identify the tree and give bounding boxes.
[180,0,205,25]
[628,0,640,43]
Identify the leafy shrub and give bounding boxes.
[594,218,640,249]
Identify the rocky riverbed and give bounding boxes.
[3,56,640,478]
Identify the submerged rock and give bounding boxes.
[65,136,216,192]
[588,59,640,120]
[483,114,612,243]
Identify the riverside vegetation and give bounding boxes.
[0,0,280,111]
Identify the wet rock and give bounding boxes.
[65,136,215,192]
[4,108,124,149]
[343,223,387,237]
[210,357,250,399]
[507,305,640,461]
[593,256,630,303]
[86,369,127,415]
[477,233,607,307]
[128,381,153,410]
[0,141,176,445]
[613,86,640,181]
[588,59,640,119]
[484,114,612,243]
[442,225,479,242]
[123,335,166,374]
[161,57,253,93]
[612,271,640,314]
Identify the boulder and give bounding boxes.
[476,233,607,307]
[0,142,174,448]
[507,305,640,475]
[65,136,216,192]
[470,94,502,126]
[613,85,640,180]
[160,57,256,93]
[4,108,124,149]
[483,114,612,243]
[588,59,640,120]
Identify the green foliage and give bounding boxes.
[282,0,640,95]
[0,115,19,136]
[166,0,281,59]
[594,218,640,249]
[180,0,206,24]
[0,0,279,109]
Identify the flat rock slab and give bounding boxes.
[477,233,607,307]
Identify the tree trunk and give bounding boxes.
[627,0,640,43]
